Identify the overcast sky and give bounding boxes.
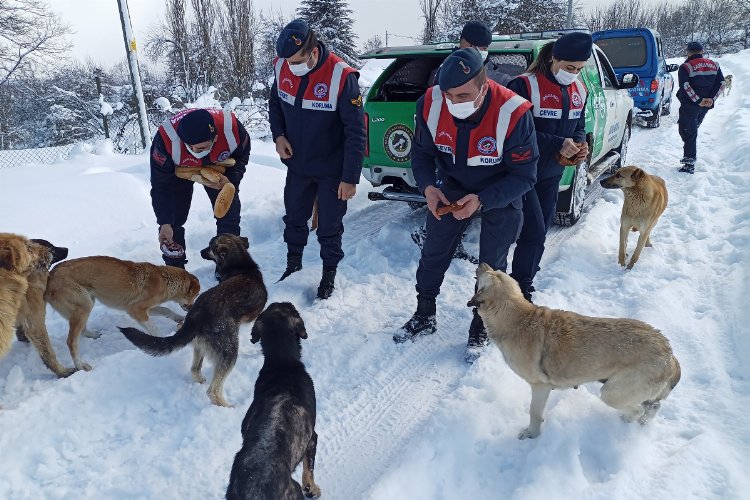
[48,0,427,69]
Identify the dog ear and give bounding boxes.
[240,237,250,249]
[293,316,308,340]
[0,245,18,271]
[631,168,646,181]
[476,262,493,277]
[250,319,264,344]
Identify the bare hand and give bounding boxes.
[574,141,589,162]
[560,138,579,158]
[699,98,713,107]
[158,224,174,245]
[203,173,230,190]
[452,194,481,220]
[275,136,293,159]
[424,185,451,220]
[338,182,356,201]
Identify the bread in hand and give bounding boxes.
[214,183,236,218]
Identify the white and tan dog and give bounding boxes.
[600,166,668,269]
[722,75,733,96]
[468,264,681,439]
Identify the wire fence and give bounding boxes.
[0,103,270,169]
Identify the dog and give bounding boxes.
[468,263,681,439]
[722,75,733,96]
[1,233,60,360]
[600,166,668,269]
[14,238,76,378]
[120,234,267,407]
[226,302,321,500]
[45,256,200,372]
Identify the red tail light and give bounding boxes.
[649,79,659,94]
[364,112,369,157]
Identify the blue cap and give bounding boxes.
[438,48,484,91]
[177,109,216,145]
[686,41,704,52]
[276,19,310,58]
[552,32,593,62]
[460,21,492,47]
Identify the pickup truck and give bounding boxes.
[359,30,639,225]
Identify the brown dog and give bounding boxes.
[45,256,200,372]
[0,233,57,360]
[600,166,668,269]
[468,264,681,439]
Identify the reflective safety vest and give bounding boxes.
[158,108,240,168]
[273,52,356,112]
[517,72,587,120]
[682,57,719,78]
[423,80,532,166]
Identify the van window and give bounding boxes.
[594,36,647,68]
[486,54,529,86]
[595,49,618,89]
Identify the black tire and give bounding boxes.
[646,102,662,128]
[554,159,588,226]
[612,124,631,172]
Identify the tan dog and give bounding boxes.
[0,233,56,359]
[44,256,200,371]
[722,75,732,96]
[600,166,668,269]
[468,264,681,439]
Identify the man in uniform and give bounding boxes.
[150,108,250,271]
[270,19,366,299]
[676,41,724,174]
[397,48,539,363]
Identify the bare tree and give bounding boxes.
[145,0,194,101]
[191,0,218,88]
[222,0,258,98]
[420,0,444,43]
[0,0,70,87]
[362,35,383,53]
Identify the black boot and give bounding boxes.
[394,295,436,343]
[317,267,336,300]
[277,253,303,282]
[465,308,489,363]
[520,285,535,304]
[678,157,695,174]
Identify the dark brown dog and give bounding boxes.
[120,234,267,406]
[600,166,668,269]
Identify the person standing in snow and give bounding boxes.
[269,19,366,300]
[150,108,250,273]
[676,41,724,174]
[397,48,538,363]
[507,32,591,303]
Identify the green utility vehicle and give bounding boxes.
[360,30,639,225]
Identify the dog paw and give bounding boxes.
[75,362,93,372]
[57,367,77,378]
[82,329,102,339]
[304,483,322,498]
[518,428,541,440]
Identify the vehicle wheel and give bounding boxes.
[662,97,671,116]
[554,159,588,227]
[612,124,630,172]
[646,102,662,128]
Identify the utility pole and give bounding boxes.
[566,0,574,29]
[385,31,389,47]
[117,0,151,151]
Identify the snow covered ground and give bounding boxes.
[1,51,748,499]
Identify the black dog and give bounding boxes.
[226,302,321,500]
[120,234,267,406]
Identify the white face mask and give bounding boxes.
[186,144,212,159]
[288,53,314,77]
[446,84,486,120]
[554,68,579,86]
[479,50,489,61]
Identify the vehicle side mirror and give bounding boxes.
[619,73,639,89]
[667,64,679,72]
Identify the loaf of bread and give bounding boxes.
[214,183,236,218]
[200,167,222,184]
[436,202,467,216]
[556,142,589,166]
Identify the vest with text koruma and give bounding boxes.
[273,52,356,112]
[679,56,722,103]
[157,108,240,168]
[517,72,587,120]
[423,80,532,167]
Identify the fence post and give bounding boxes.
[95,72,110,139]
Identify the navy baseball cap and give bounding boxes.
[177,109,216,145]
[552,32,593,62]
[276,19,310,58]
[438,48,484,91]
[461,21,492,47]
[686,41,704,52]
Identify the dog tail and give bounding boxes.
[119,324,196,357]
[668,356,681,391]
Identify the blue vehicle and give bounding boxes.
[593,28,678,128]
